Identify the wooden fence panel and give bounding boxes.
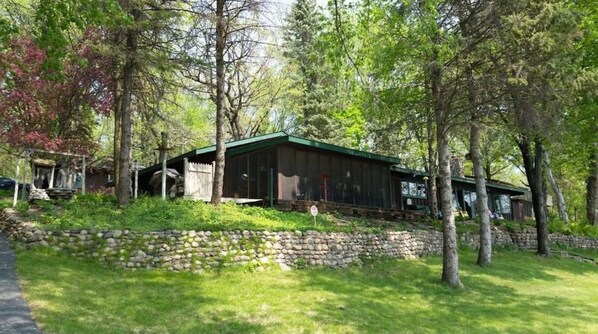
[184,159,213,200]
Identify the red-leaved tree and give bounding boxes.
[0,36,113,153]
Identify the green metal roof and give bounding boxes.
[139,132,399,176]
[391,166,428,177]
[138,132,289,176]
[227,134,400,164]
[287,136,400,163]
[451,175,526,194]
[390,166,526,194]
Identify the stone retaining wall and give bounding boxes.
[1,209,596,272]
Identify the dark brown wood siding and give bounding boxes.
[223,147,277,199]
[276,145,391,208]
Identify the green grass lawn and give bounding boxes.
[16,248,598,334]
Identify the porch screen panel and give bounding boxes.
[342,158,353,204]
[277,146,296,200]
[295,150,308,200]
[372,164,381,207]
[226,156,241,197]
[256,150,268,199]
[307,152,319,200]
[223,157,232,196]
[248,153,257,198]
[239,155,248,198]
[269,148,278,200]
[380,167,389,208]
[352,160,362,205]
[362,161,372,206]
[331,156,342,203]
[319,154,331,201]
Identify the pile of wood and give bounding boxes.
[45,188,77,201]
[28,189,50,201]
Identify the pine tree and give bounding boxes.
[283,0,340,141]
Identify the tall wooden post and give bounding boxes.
[269,167,274,207]
[21,155,28,201]
[49,165,55,189]
[184,158,189,198]
[134,160,139,199]
[13,159,20,207]
[82,155,86,195]
[162,158,167,199]
[158,132,171,200]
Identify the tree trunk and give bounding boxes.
[438,131,463,288]
[462,52,491,265]
[427,114,438,218]
[211,0,226,205]
[544,151,569,224]
[429,40,462,287]
[116,6,140,206]
[471,117,491,266]
[587,143,598,225]
[117,65,133,206]
[518,136,550,255]
[113,79,122,191]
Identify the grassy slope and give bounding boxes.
[24,195,393,233]
[16,249,598,334]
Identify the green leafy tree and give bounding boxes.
[494,0,584,254]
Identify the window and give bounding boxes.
[401,181,426,198]
[494,194,511,214]
[464,191,477,217]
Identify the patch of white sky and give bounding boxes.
[259,0,330,47]
[245,0,329,77]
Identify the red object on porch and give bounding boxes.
[320,174,330,201]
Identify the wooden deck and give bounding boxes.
[274,199,425,221]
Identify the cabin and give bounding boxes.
[391,167,525,220]
[136,132,527,220]
[137,132,398,208]
[85,158,115,195]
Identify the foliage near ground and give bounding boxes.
[24,195,398,233]
[4,193,597,236]
[15,248,598,334]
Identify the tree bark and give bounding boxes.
[211,0,226,205]
[544,151,569,224]
[518,136,550,255]
[113,78,122,191]
[471,117,491,266]
[462,50,492,265]
[438,131,463,288]
[430,55,462,288]
[587,143,598,225]
[116,5,141,206]
[427,114,438,218]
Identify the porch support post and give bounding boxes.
[13,159,20,207]
[82,155,86,195]
[21,155,28,201]
[134,161,139,199]
[49,166,55,189]
[269,167,274,207]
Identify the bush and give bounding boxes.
[549,218,598,237]
[29,194,392,233]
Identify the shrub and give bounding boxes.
[26,194,393,233]
[549,218,598,237]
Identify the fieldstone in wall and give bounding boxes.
[2,208,597,273]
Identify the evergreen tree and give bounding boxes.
[283,0,340,141]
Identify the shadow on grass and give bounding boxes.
[15,247,597,333]
[293,250,597,333]
[16,249,266,334]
